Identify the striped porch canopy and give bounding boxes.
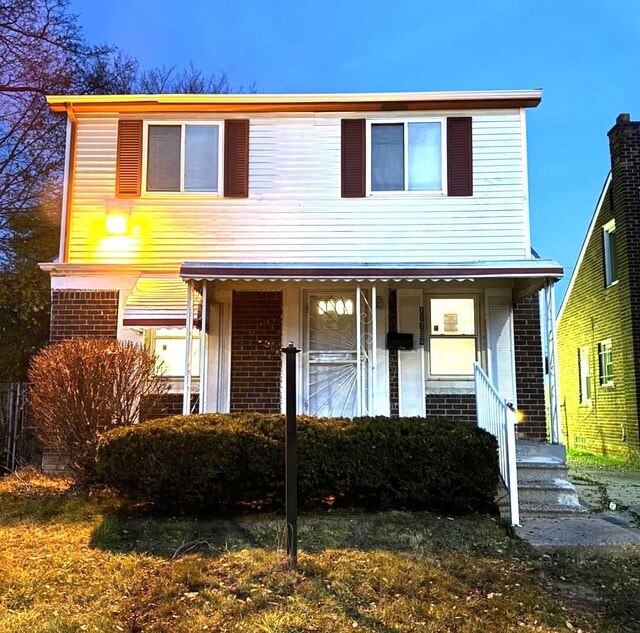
[123,274,200,328]
[179,260,563,300]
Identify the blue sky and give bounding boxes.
[71,0,640,300]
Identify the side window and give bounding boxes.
[603,219,618,287]
[145,328,200,378]
[578,346,592,404]
[428,297,477,377]
[598,340,614,386]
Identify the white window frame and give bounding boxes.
[426,294,478,381]
[578,346,592,405]
[141,120,224,196]
[603,219,618,287]
[598,339,614,387]
[366,118,447,196]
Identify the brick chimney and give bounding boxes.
[608,114,640,425]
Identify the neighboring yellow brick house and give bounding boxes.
[558,114,640,460]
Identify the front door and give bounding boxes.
[305,292,358,417]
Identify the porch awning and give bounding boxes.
[123,275,198,328]
[179,260,563,300]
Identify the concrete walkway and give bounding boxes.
[515,461,640,548]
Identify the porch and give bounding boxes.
[122,260,563,442]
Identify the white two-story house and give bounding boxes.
[42,91,562,442]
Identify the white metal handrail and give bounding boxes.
[473,362,520,526]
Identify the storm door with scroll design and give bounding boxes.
[305,291,373,418]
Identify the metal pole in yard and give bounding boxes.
[281,341,301,568]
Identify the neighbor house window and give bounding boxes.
[578,346,592,404]
[146,123,221,193]
[369,119,445,193]
[428,297,476,376]
[598,340,613,386]
[603,220,618,286]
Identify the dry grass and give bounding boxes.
[1,471,639,632]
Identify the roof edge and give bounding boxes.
[557,172,613,323]
[47,89,543,113]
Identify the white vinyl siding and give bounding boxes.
[485,292,516,403]
[67,110,528,267]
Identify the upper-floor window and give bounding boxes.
[427,296,477,377]
[578,346,592,405]
[603,219,618,287]
[341,117,471,199]
[368,119,445,194]
[145,123,222,193]
[598,340,614,386]
[116,119,248,198]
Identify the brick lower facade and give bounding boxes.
[513,294,547,440]
[425,393,477,423]
[230,291,283,413]
[50,290,119,342]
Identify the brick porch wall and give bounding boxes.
[513,293,547,440]
[230,291,282,413]
[50,290,119,342]
[388,289,400,416]
[425,393,477,423]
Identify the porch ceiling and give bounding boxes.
[179,260,563,301]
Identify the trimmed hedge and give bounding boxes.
[96,413,499,514]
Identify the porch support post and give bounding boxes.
[356,284,362,416]
[183,280,194,415]
[545,282,562,444]
[371,283,377,415]
[198,281,208,413]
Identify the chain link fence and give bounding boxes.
[1,383,41,473]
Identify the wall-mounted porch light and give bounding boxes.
[105,200,131,235]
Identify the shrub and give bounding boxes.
[97,413,499,514]
[29,338,168,481]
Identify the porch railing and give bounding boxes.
[473,362,520,526]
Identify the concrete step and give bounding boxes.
[497,442,588,520]
[517,502,590,518]
[516,440,567,463]
[516,479,583,508]
[517,462,570,484]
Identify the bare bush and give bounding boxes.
[28,338,168,480]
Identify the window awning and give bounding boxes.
[123,275,199,328]
[180,260,563,301]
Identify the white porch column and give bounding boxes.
[356,284,362,416]
[371,283,377,415]
[183,280,194,415]
[198,281,208,413]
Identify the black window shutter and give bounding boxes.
[447,117,473,196]
[341,119,365,198]
[224,119,249,197]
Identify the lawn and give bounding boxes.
[1,471,640,632]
